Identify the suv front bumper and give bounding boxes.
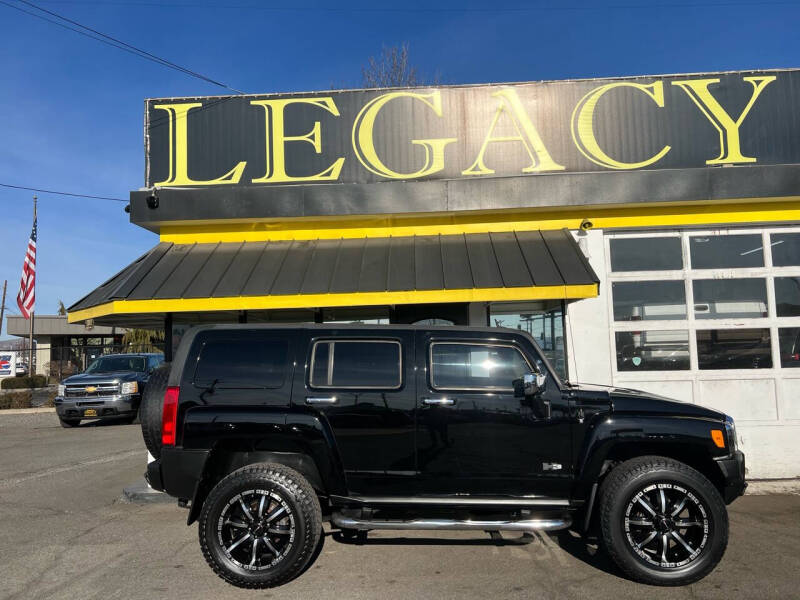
[716,450,747,504]
[54,394,141,420]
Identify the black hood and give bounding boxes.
[567,382,725,421]
[63,371,141,384]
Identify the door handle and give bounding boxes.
[305,396,338,405]
[422,397,455,406]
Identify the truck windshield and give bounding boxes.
[86,356,146,373]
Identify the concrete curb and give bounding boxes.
[746,479,800,496]
[0,407,55,415]
[122,479,174,504]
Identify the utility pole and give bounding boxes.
[0,279,7,338]
[28,196,36,376]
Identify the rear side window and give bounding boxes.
[430,342,531,391]
[194,339,289,389]
[310,340,402,389]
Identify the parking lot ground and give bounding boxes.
[1,412,799,600]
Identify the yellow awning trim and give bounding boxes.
[67,284,599,323]
[159,197,800,244]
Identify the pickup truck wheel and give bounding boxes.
[598,456,728,586]
[139,364,170,459]
[198,463,322,589]
[58,417,80,428]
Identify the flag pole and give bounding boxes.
[0,279,7,338]
[28,196,36,376]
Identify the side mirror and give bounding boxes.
[513,372,551,419]
[514,372,547,397]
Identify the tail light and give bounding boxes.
[162,386,180,446]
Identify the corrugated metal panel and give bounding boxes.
[69,229,598,312]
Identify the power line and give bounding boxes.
[0,183,128,202]
[1,0,245,94]
[30,0,800,11]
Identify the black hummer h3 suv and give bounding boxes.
[142,324,745,588]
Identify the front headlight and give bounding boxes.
[121,381,139,395]
[58,384,65,396]
[725,415,738,452]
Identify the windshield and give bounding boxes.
[85,356,146,373]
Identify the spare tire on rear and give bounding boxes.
[140,363,170,459]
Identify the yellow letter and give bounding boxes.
[571,81,671,170]
[153,103,246,186]
[671,76,776,165]
[352,90,457,179]
[462,88,564,176]
[250,97,344,183]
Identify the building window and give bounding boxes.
[610,237,683,272]
[774,277,800,317]
[692,278,768,319]
[310,340,401,389]
[770,232,800,266]
[612,280,686,321]
[429,342,530,391]
[615,330,690,371]
[490,302,565,378]
[689,234,764,269]
[608,227,800,374]
[778,328,800,368]
[696,329,772,370]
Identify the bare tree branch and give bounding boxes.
[361,42,438,88]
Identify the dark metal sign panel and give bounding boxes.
[145,69,800,189]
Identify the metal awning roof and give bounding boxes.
[68,229,598,325]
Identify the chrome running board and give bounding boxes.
[331,513,572,533]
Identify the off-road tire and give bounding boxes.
[198,463,322,588]
[598,455,728,586]
[139,363,170,459]
[59,417,80,428]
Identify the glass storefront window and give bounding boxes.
[775,277,800,317]
[615,330,690,371]
[610,237,683,272]
[490,304,565,379]
[692,278,767,319]
[612,280,686,321]
[696,329,772,370]
[771,232,800,266]
[689,234,764,269]
[779,328,800,368]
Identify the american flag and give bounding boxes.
[17,217,37,319]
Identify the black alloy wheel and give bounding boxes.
[623,482,709,569]
[199,463,322,588]
[599,455,728,586]
[217,489,295,571]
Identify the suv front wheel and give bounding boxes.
[598,455,728,586]
[198,463,322,588]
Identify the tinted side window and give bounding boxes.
[194,339,288,389]
[430,343,530,391]
[310,340,401,389]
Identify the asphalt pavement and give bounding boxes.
[1,412,798,600]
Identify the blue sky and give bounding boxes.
[1,0,799,337]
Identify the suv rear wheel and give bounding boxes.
[598,455,728,586]
[198,463,322,588]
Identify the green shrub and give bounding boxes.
[0,375,47,390]
[0,391,33,409]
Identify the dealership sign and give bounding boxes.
[145,70,800,188]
